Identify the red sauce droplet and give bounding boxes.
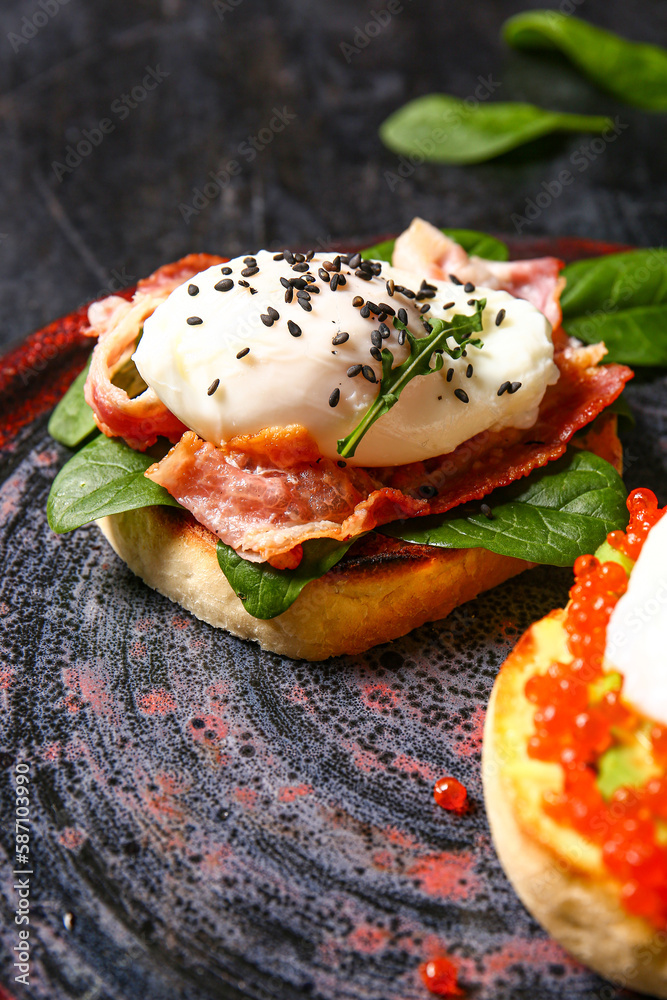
[524,489,667,927]
[433,776,467,812]
[420,956,463,996]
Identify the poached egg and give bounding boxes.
[133,249,559,467]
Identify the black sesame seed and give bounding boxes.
[309,285,320,294]
[352,295,364,307]
[360,304,370,318]
[280,277,290,288]
[260,314,274,327]
[370,346,382,362]
[386,279,395,297]
[221,266,232,274]
[348,252,362,268]
[378,303,395,316]
[464,281,475,293]
[420,304,431,314]
[329,388,340,408]
[446,368,454,382]
[305,250,315,261]
[298,298,312,312]
[238,280,249,287]
[454,388,469,403]
[467,299,477,306]
[241,265,259,277]
[449,274,463,285]
[395,285,416,299]
[215,278,234,292]
[296,289,311,300]
[416,290,436,300]
[362,365,377,383]
[267,306,279,320]
[318,268,330,282]
[495,308,506,326]
[187,316,203,325]
[508,381,522,394]
[293,252,305,263]
[292,262,309,273]
[330,273,340,291]
[188,284,199,296]
[250,287,258,295]
[207,378,220,396]
[355,269,372,281]
[397,307,408,324]
[378,323,390,338]
[273,252,284,261]
[442,301,455,310]
[243,256,256,265]
[366,301,380,314]
[290,278,307,289]
[288,320,302,337]
[377,312,387,323]
[284,250,295,264]
[347,364,362,377]
[371,330,382,348]
[480,503,494,520]
[236,347,250,359]
[418,484,438,499]
[337,460,346,468]
[284,287,293,303]
[337,274,347,286]
[332,331,349,345]
[466,364,473,378]
[420,280,438,291]
[397,329,406,346]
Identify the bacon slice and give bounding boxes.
[145,342,631,565]
[84,254,226,450]
[146,428,425,564]
[392,217,565,329]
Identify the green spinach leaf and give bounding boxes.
[361,228,509,263]
[383,450,627,567]
[561,250,667,366]
[504,11,667,112]
[48,356,97,448]
[48,433,181,533]
[380,94,612,165]
[216,537,357,620]
[337,300,485,459]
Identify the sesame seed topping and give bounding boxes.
[442,301,455,310]
[347,253,360,268]
[273,252,284,261]
[280,277,290,288]
[495,308,506,326]
[337,274,347,286]
[480,503,494,519]
[397,307,408,324]
[292,262,309,273]
[288,320,302,337]
[207,378,220,396]
[397,329,406,346]
[298,298,312,312]
[332,331,349,345]
[296,289,311,301]
[352,295,364,307]
[215,278,234,292]
[386,279,395,297]
[497,381,511,396]
[467,298,477,306]
[508,381,522,394]
[260,314,274,327]
[290,277,307,289]
[447,368,454,382]
[187,316,203,325]
[466,364,473,378]
[330,273,340,291]
[293,252,305,263]
[221,266,232,274]
[236,347,250,359]
[318,268,330,282]
[337,460,346,468]
[267,306,279,320]
[362,365,377,383]
[464,281,475,293]
[238,280,249,287]
[355,269,372,281]
[284,250,295,264]
[378,323,390,339]
[360,304,370,318]
[241,265,259,277]
[394,284,415,299]
[449,274,462,285]
[309,284,320,294]
[371,330,382,348]
[347,364,362,377]
[370,346,382,362]
[454,388,469,403]
[243,256,256,265]
[329,388,340,408]
[305,250,315,261]
[420,304,431,314]
[284,287,293,303]
[188,284,199,296]
[378,302,395,316]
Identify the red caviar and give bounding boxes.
[525,489,667,927]
[434,776,468,812]
[420,956,463,996]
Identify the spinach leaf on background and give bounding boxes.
[379,94,612,165]
[504,11,667,112]
[561,250,667,366]
[48,356,97,447]
[216,537,357,620]
[361,228,509,263]
[383,450,627,567]
[47,433,182,533]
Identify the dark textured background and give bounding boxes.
[1,0,665,354]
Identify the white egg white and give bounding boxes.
[133,249,559,466]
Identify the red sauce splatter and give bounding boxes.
[525,489,667,927]
[433,776,467,812]
[420,956,463,996]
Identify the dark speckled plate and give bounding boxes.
[1,239,666,1000]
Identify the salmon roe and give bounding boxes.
[420,956,463,996]
[434,776,468,812]
[525,489,667,927]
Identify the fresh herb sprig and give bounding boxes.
[337,300,486,460]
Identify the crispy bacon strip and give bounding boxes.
[392,217,565,329]
[145,344,631,565]
[84,254,226,450]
